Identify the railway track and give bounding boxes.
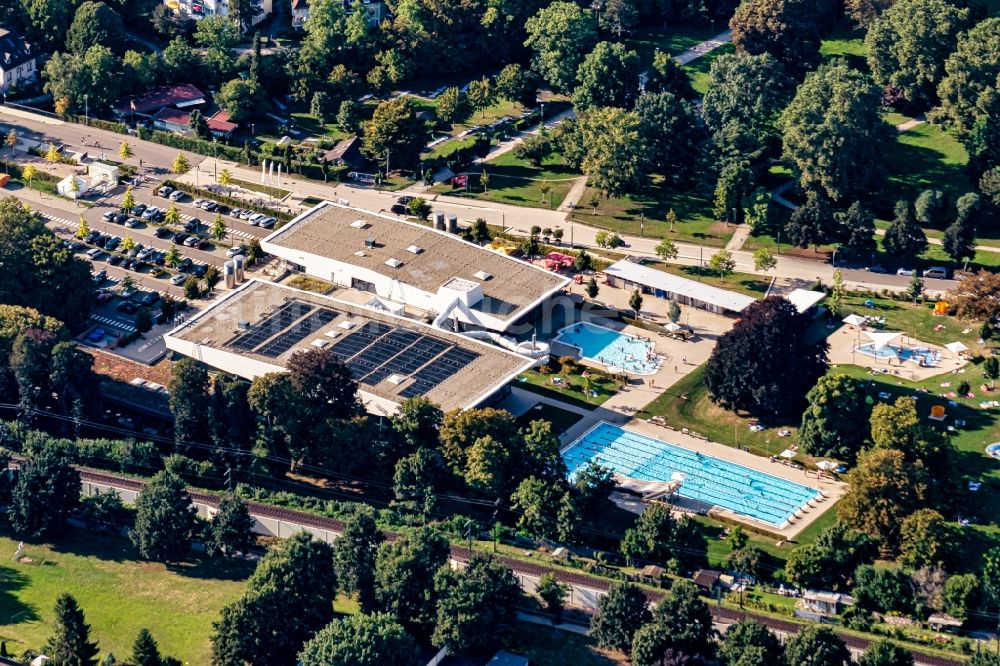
[75,468,966,666]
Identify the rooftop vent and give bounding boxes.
[474,270,493,280]
[311,339,329,348]
[387,374,406,385]
[350,219,369,229]
[385,257,403,268]
[364,236,376,248]
[354,250,366,257]
[238,320,251,330]
[406,245,423,254]
[338,320,357,330]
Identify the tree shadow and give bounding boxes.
[0,565,39,626]
[166,555,256,582]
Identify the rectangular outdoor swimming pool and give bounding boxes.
[553,322,660,375]
[563,423,820,527]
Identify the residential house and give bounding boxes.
[321,136,365,170]
[0,27,37,92]
[292,0,309,27]
[797,590,855,621]
[164,0,274,28]
[152,107,238,138]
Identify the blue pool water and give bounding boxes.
[856,343,938,366]
[563,423,820,526]
[553,322,660,375]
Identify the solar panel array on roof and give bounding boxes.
[229,301,316,352]
[258,308,338,358]
[399,347,480,398]
[326,320,480,396]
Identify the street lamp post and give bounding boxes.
[84,95,88,126]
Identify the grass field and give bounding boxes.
[433,151,579,208]
[515,369,619,409]
[884,122,970,209]
[0,528,249,663]
[648,262,773,297]
[819,24,868,70]
[685,43,736,95]
[289,113,350,142]
[626,23,722,67]
[495,622,625,665]
[572,180,732,247]
[515,402,585,435]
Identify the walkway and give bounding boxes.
[725,224,752,251]
[674,29,733,65]
[556,176,589,213]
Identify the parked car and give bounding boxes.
[131,260,148,272]
[259,217,277,229]
[120,258,134,269]
[923,266,949,279]
[866,264,887,274]
[396,195,415,205]
[117,301,138,314]
[102,211,115,222]
[136,247,155,261]
[155,227,173,238]
[193,198,206,208]
[93,234,109,248]
[169,273,187,286]
[168,190,185,201]
[184,218,202,233]
[390,203,407,215]
[158,186,173,197]
[238,210,254,220]
[107,254,123,266]
[229,208,244,218]
[227,245,247,258]
[93,269,107,283]
[183,235,200,247]
[113,213,128,225]
[152,250,167,265]
[896,267,916,276]
[141,207,160,221]
[196,239,212,250]
[95,289,114,303]
[85,230,101,243]
[125,217,141,228]
[132,291,159,305]
[132,203,147,215]
[201,201,218,211]
[172,233,190,245]
[105,236,122,251]
[127,244,143,259]
[191,263,208,277]
[86,247,104,260]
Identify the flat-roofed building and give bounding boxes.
[164,280,534,414]
[261,202,570,333]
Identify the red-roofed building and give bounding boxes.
[116,83,206,118]
[152,107,238,138]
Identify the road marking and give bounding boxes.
[90,314,132,332]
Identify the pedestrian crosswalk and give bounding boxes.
[90,314,133,332]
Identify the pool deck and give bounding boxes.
[619,419,847,539]
[830,325,968,381]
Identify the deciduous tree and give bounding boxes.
[799,374,871,462]
[432,555,520,652]
[573,41,641,110]
[374,527,449,637]
[705,297,829,417]
[730,0,822,77]
[934,18,1000,136]
[779,60,893,201]
[524,2,598,93]
[130,471,197,562]
[362,98,429,174]
[9,444,81,538]
[333,506,384,612]
[204,494,255,557]
[590,582,651,652]
[784,626,851,666]
[297,613,415,666]
[882,200,928,258]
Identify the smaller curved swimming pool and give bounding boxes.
[987,442,1000,459]
[855,343,938,366]
[554,322,660,375]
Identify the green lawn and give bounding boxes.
[515,402,585,435]
[820,23,868,70]
[648,262,772,298]
[433,151,579,209]
[884,121,970,209]
[496,622,625,665]
[0,528,249,664]
[685,43,736,95]
[573,179,732,247]
[515,368,619,409]
[229,177,292,199]
[626,23,722,67]
[290,113,350,141]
